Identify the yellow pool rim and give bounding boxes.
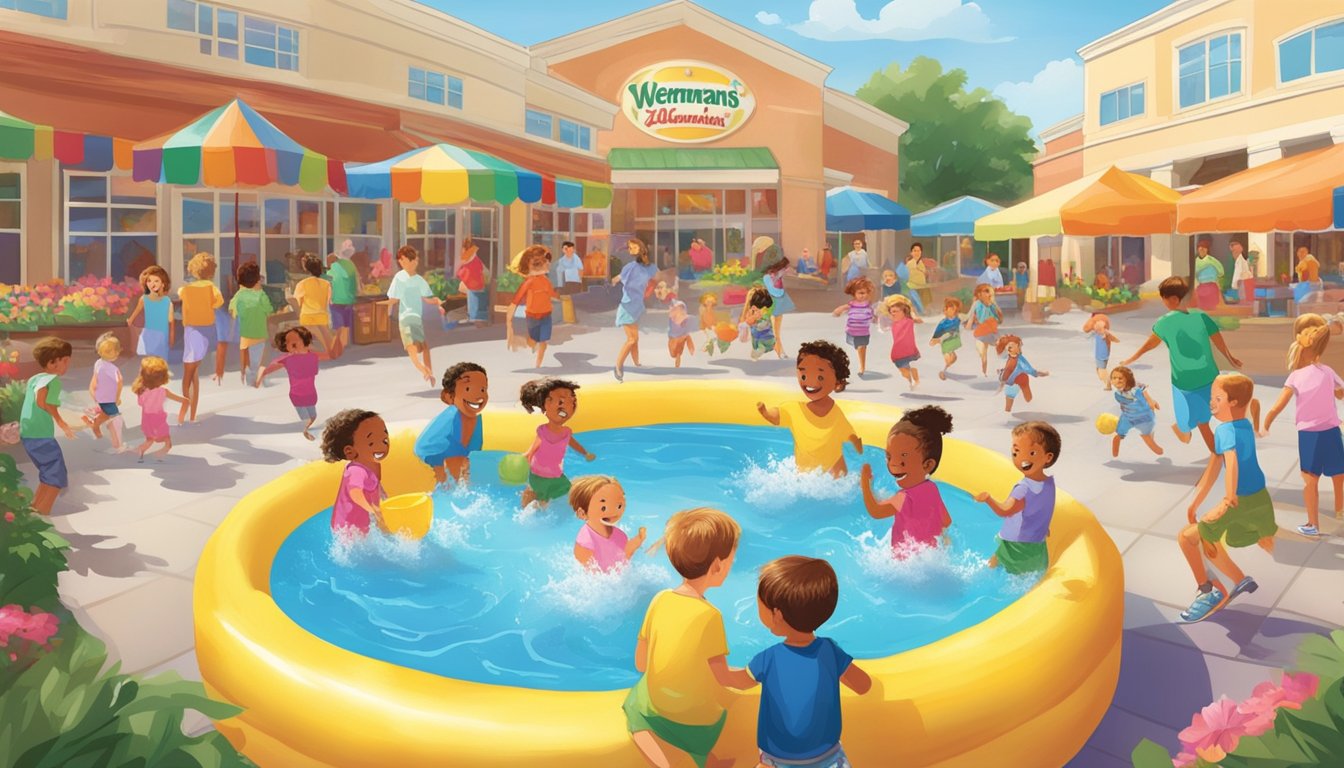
[194,381,1124,767]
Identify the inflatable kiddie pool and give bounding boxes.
[195,381,1123,767]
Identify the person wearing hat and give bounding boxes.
[327,239,359,350]
[1193,239,1224,311]
[751,235,775,271]
[1230,241,1255,304]
[762,248,793,359]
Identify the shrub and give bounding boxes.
[425,270,462,301]
[0,378,25,423]
[496,270,524,293]
[0,454,66,613]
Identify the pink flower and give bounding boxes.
[1179,697,1252,761]
[1239,672,1321,736]
[3,511,13,522]
[0,605,60,648]
[1172,752,1197,768]
[1281,672,1319,705]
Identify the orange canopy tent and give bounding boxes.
[1177,143,1344,233]
[1058,166,1182,235]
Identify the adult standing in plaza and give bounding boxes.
[762,252,794,358]
[1296,245,1321,286]
[456,239,489,326]
[326,240,358,351]
[843,238,869,285]
[1230,241,1255,304]
[1193,239,1224,311]
[688,237,714,273]
[556,241,584,295]
[904,243,930,315]
[612,237,658,382]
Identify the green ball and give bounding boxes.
[498,453,529,486]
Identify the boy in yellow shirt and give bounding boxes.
[625,508,750,768]
[757,340,863,476]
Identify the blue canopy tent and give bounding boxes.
[824,186,911,231]
[1335,185,1343,230]
[910,195,1003,236]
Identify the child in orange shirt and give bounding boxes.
[504,245,558,369]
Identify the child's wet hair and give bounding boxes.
[1215,373,1255,408]
[274,325,314,352]
[995,334,1023,355]
[663,507,740,579]
[302,252,325,277]
[568,475,621,517]
[1110,366,1137,390]
[32,336,72,367]
[944,297,962,312]
[1013,421,1061,468]
[1158,276,1190,301]
[844,277,875,297]
[441,361,487,394]
[758,555,839,633]
[797,340,850,391]
[519,377,580,413]
[95,332,121,360]
[139,265,170,293]
[321,409,381,463]
[131,356,170,394]
[236,261,262,289]
[887,405,954,473]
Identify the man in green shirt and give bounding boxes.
[1120,277,1243,452]
[20,337,76,515]
[229,261,275,385]
[326,240,359,351]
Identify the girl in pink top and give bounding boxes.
[859,406,954,556]
[131,356,188,463]
[321,409,390,535]
[518,378,596,508]
[258,325,335,441]
[1261,315,1344,536]
[883,294,924,390]
[569,475,647,571]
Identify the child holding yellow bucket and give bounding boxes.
[321,409,389,536]
[518,377,594,508]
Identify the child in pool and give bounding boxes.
[1109,366,1164,458]
[519,377,595,508]
[1083,314,1120,390]
[929,297,964,381]
[833,277,876,375]
[966,283,1003,377]
[258,326,334,441]
[321,408,390,536]
[415,362,488,486]
[860,406,954,555]
[127,265,173,359]
[668,300,695,368]
[757,340,863,477]
[83,332,125,452]
[1261,315,1344,536]
[880,268,902,300]
[744,556,873,768]
[738,287,777,361]
[570,475,647,571]
[131,356,188,463]
[976,421,1060,575]
[1178,374,1271,622]
[995,335,1049,412]
[883,294,923,390]
[625,508,745,768]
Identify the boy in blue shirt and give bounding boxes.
[745,556,872,768]
[414,362,487,487]
[1178,373,1273,623]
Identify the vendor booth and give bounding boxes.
[911,195,1012,305]
[824,185,910,281]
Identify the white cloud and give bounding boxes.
[993,58,1084,134]
[755,10,783,26]
[789,0,1010,43]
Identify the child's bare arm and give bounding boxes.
[860,465,896,520]
[756,402,780,425]
[574,543,595,568]
[1210,332,1242,369]
[87,374,98,401]
[840,662,873,695]
[624,527,647,558]
[1187,455,1225,521]
[707,655,756,690]
[348,487,379,517]
[569,436,595,460]
[36,386,74,438]
[974,491,1023,518]
[832,304,848,316]
[1260,387,1292,434]
[1143,390,1161,411]
[163,390,190,405]
[1119,333,1162,367]
[849,433,863,453]
[523,436,542,461]
[1222,452,1240,509]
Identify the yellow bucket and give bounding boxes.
[379,493,433,539]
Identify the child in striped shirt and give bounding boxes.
[833,277,877,375]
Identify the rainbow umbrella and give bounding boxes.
[0,110,131,171]
[345,143,540,205]
[488,155,612,209]
[131,99,346,194]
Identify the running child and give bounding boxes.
[229,261,274,385]
[1083,314,1120,390]
[929,297,963,380]
[1109,366,1164,458]
[975,421,1061,575]
[1177,373,1271,623]
[257,326,334,440]
[178,253,224,423]
[322,408,389,536]
[738,287,776,361]
[966,283,1004,377]
[757,340,863,477]
[860,406,954,555]
[83,332,125,452]
[570,475,646,571]
[880,268,902,300]
[1260,314,1343,536]
[20,337,76,515]
[415,362,488,487]
[995,335,1049,412]
[625,508,745,768]
[698,292,719,343]
[387,245,444,385]
[833,277,876,375]
[518,377,595,508]
[747,556,873,767]
[126,265,173,359]
[504,245,559,369]
[668,299,695,368]
[884,294,923,390]
[131,356,188,463]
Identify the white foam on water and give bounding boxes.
[734,455,860,506]
[328,526,428,568]
[851,530,987,588]
[537,551,671,622]
[437,484,504,523]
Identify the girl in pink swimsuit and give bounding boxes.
[569,475,647,571]
[859,405,955,556]
[518,378,596,508]
[321,409,390,536]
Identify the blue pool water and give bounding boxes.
[270,423,1035,692]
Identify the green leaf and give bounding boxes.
[1296,630,1344,683]
[1130,738,1173,768]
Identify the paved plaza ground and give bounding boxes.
[17,297,1343,765]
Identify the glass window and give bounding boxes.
[1320,21,1344,74]
[751,189,777,217]
[1178,33,1242,108]
[1178,41,1207,108]
[65,173,158,282]
[525,109,553,139]
[0,0,67,19]
[168,0,196,31]
[218,9,238,58]
[579,126,592,151]
[1099,82,1145,126]
[559,119,579,148]
[1279,20,1344,83]
[1130,83,1145,116]
[447,76,464,109]
[0,171,20,284]
[242,15,298,71]
[1099,91,1118,126]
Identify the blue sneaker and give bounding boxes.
[1297,524,1320,537]
[1228,576,1259,602]
[1180,584,1228,623]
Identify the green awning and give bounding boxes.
[608,147,777,171]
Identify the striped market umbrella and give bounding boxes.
[132,99,346,194]
[0,109,132,171]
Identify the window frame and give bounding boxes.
[1098,81,1145,127]
[408,67,463,110]
[1275,16,1344,85]
[166,1,295,69]
[525,109,595,151]
[0,163,24,286]
[524,109,554,140]
[63,171,161,283]
[0,0,67,20]
[1174,29,1245,112]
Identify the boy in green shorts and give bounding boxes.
[1178,373,1273,623]
[21,337,76,515]
[626,508,750,768]
[229,261,274,386]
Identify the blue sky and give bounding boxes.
[422,0,1171,135]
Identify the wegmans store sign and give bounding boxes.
[621,61,755,144]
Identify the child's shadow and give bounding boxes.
[709,359,795,377]
[1012,411,1086,424]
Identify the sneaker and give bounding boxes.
[1228,576,1259,601]
[613,368,624,383]
[1180,584,1227,623]
[1296,524,1320,537]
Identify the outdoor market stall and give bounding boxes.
[824,185,910,282]
[911,195,1011,304]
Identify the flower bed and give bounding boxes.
[697,259,764,287]
[0,276,140,332]
[425,270,463,301]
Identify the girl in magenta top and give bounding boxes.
[569,475,647,571]
[258,325,335,441]
[322,409,389,535]
[883,294,924,390]
[860,405,954,557]
[518,378,596,508]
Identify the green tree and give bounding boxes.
[856,57,1037,212]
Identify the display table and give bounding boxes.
[1253,286,1296,318]
[353,298,394,344]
